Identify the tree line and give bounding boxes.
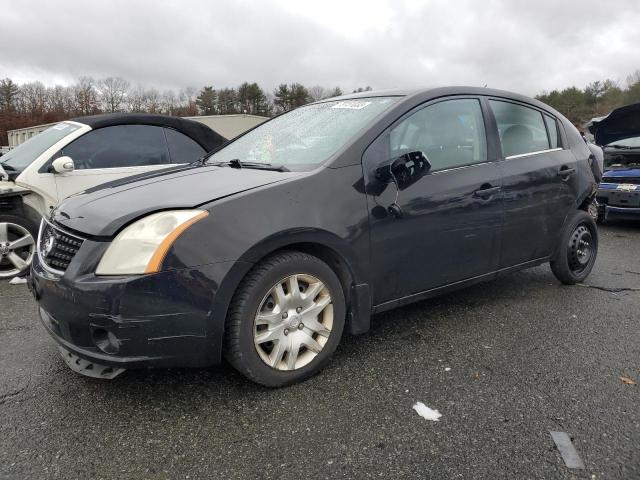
[535,70,640,129]
[0,77,355,144]
[2,70,640,145]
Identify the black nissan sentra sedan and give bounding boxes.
[30,87,601,386]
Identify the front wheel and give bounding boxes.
[224,251,346,387]
[550,210,598,285]
[0,214,38,279]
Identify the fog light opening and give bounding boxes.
[92,328,120,355]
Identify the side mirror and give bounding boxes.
[375,151,431,190]
[52,156,75,174]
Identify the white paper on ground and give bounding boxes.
[412,402,442,421]
[9,277,27,285]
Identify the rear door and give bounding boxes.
[488,99,578,268]
[51,125,174,202]
[363,97,504,304]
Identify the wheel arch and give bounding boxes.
[208,229,372,361]
[237,229,368,285]
[0,193,41,230]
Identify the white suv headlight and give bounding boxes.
[96,210,209,275]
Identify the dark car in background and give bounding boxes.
[30,87,599,387]
[589,102,640,221]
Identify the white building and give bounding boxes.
[185,114,267,140]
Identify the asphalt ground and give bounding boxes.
[1,222,639,479]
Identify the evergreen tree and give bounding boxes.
[273,84,290,112]
[0,78,19,112]
[196,86,217,115]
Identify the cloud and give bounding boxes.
[1,0,639,95]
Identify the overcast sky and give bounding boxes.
[2,0,639,96]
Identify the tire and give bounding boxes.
[224,251,346,387]
[550,210,598,285]
[0,214,38,279]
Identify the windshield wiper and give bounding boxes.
[188,154,209,166]
[212,159,290,172]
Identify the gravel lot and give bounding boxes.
[1,222,639,480]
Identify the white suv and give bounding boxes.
[0,114,224,278]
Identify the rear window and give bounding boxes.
[544,114,560,149]
[490,100,551,157]
[165,128,206,164]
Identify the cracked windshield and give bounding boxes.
[207,97,398,170]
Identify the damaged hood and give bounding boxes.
[0,180,30,197]
[53,165,296,237]
[588,102,640,146]
[0,163,8,182]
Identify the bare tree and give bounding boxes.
[143,88,161,113]
[46,85,68,116]
[62,86,78,115]
[179,86,198,116]
[74,76,99,115]
[99,77,130,112]
[19,82,48,118]
[626,70,640,88]
[308,85,327,102]
[127,84,146,112]
[161,89,178,115]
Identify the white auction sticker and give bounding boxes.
[331,101,372,110]
[616,184,638,192]
[52,123,69,130]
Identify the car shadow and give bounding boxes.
[66,265,555,413]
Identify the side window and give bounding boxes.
[59,125,170,169]
[390,98,487,172]
[489,100,550,157]
[544,114,560,149]
[164,128,206,164]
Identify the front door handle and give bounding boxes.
[473,185,500,198]
[558,166,576,178]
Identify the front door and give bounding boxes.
[363,97,504,305]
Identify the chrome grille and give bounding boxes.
[38,221,84,273]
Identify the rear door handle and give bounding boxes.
[473,185,501,198]
[558,167,576,178]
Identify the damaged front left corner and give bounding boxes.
[58,346,126,380]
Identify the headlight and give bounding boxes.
[96,210,209,275]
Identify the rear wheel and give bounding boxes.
[550,210,598,285]
[224,251,345,387]
[0,214,38,279]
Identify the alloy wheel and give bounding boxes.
[0,222,35,279]
[254,273,334,371]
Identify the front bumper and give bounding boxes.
[30,250,241,370]
[597,182,640,221]
[603,206,640,221]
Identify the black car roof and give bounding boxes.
[321,86,562,117]
[70,113,226,151]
